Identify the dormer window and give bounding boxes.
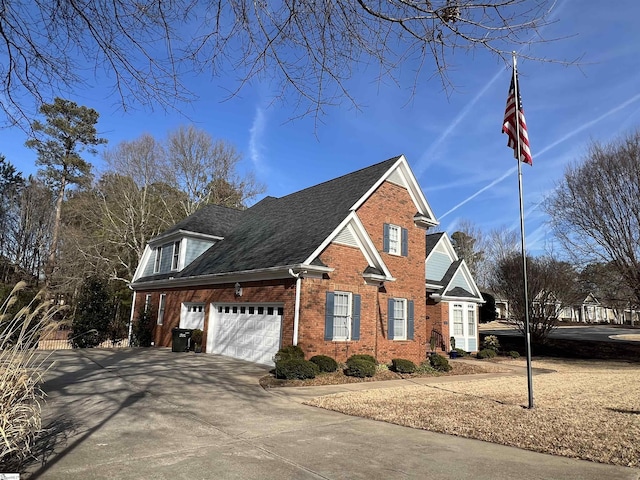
[153,247,162,273]
[171,241,181,270]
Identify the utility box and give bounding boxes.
[171,328,192,352]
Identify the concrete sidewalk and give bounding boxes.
[22,349,639,480]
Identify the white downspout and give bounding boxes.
[288,269,303,346]
[128,290,137,346]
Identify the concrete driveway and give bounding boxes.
[25,348,638,480]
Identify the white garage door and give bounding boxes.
[180,303,205,330]
[208,304,283,366]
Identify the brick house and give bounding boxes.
[130,155,479,365]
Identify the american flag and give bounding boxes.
[502,68,532,165]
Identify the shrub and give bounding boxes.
[191,329,203,350]
[476,348,498,359]
[391,358,416,374]
[274,358,319,380]
[454,348,468,357]
[415,361,436,374]
[482,335,500,352]
[429,353,452,372]
[508,350,521,359]
[309,355,338,373]
[345,358,376,378]
[274,345,305,363]
[347,354,376,365]
[132,308,154,347]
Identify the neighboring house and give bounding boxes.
[130,156,441,365]
[425,233,484,353]
[559,292,631,325]
[559,292,605,323]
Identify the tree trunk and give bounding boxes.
[45,175,67,289]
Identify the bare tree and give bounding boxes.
[9,177,53,282]
[84,135,184,282]
[491,254,575,343]
[1,1,560,125]
[473,225,521,288]
[166,125,265,215]
[546,130,640,307]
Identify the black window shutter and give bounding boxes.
[324,292,335,341]
[383,223,390,253]
[407,300,414,340]
[351,294,361,340]
[401,228,409,256]
[387,298,395,340]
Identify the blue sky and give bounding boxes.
[4,0,640,256]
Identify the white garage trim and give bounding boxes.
[207,303,283,366]
[180,303,205,330]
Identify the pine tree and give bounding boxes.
[25,98,106,288]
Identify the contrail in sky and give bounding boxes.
[415,68,505,178]
[439,166,516,219]
[249,106,266,169]
[440,92,640,219]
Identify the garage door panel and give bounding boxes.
[209,304,282,366]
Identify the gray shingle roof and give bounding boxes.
[426,232,444,255]
[159,204,245,239]
[174,156,402,277]
[445,286,475,298]
[440,259,463,287]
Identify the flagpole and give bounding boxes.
[512,51,535,409]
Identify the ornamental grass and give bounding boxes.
[0,282,61,470]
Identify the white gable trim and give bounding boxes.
[132,245,153,282]
[350,155,438,226]
[151,229,223,246]
[426,232,458,264]
[304,211,395,281]
[441,259,483,300]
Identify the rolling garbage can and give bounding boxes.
[171,328,192,352]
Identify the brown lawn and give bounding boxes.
[305,358,640,468]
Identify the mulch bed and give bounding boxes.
[259,359,507,388]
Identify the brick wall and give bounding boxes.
[297,180,429,364]
[426,297,449,352]
[134,279,296,351]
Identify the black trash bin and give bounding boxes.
[171,328,192,352]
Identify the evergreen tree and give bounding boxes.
[25,98,106,288]
[71,276,113,348]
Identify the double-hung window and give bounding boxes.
[467,304,476,336]
[453,303,464,336]
[157,294,166,325]
[171,241,181,270]
[333,292,351,340]
[392,298,406,339]
[325,291,361,341]
[387,298,414,340]
[388,225,401,255]
[144,294,152,313]
[383,223,408,256]
[153,247,162,273]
